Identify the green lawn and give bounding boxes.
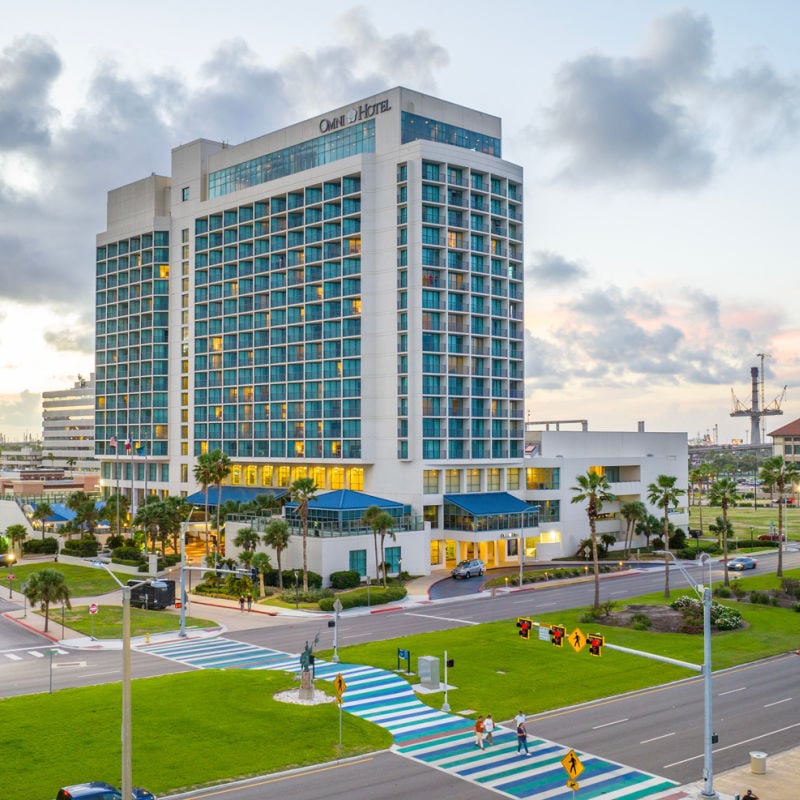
[51,604,218,639]
[2,561,133,597]
[1,670,391,800]
[689,504,799,539]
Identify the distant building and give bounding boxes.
[41,374,97,473]
[768,417,800,466]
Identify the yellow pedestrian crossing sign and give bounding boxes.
[561,749,584,779]
[569,627,586,653]
[333,672,347,703]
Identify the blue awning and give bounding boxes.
[286,489,405,511]
[184,487,286,506]
[444,492,533,516]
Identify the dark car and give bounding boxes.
[56,782,156,800]
[728,557,757,571]
[451,558,486,579]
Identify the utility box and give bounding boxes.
[418,656,440,690]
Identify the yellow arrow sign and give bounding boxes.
[561,749,584,779]
[567,779,580,790]
[569,627,586,653]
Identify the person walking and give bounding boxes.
[483,713,494,746]
[474,715,485,750]
[246,592,253,611]
[516,720,529,755]
[514,709,526,727]
[238,594,245,612]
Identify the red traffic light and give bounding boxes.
[588,634,604,656]
[550,625,565,647]
[516,617,532,639]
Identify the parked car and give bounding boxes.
[451,558,486,579]
[56,783,156,800]
[757,533,786,541]
[728,557,757,571]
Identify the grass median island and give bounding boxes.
[323,571,800,722]
[4,562,132,596]
[53,605,218,638]
[3,669,391,800]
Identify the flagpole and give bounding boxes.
[114,437,120,540]
[129,436,135,524]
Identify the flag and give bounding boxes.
[124,437,132,453]
[136,444,147,456]
[109,435,118,448]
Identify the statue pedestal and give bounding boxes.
[299,669,314,700]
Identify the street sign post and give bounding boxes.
[334,672,347,754]
[89,602,98,640]
[561,749,584,780]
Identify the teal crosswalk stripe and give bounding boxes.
[139,637,684,799]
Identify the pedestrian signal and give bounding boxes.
[516,617,532,639]
[587,635,604,657]
[550,624,566,647]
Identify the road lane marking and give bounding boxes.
[663,721,800,767]
[764,697,792,708]
[718,687,746,696]
[591,718,628,729]
[641,732,675,744]
[4,653,22,661]
[405,613,479,625]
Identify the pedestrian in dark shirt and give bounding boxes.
[517,720,529,755]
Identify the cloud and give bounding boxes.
[527,251,588,288]
[0,35,61,151]
[0,390,42,437]
[537,11,716,188]
[43,324,94,354]
[525,283,759,393]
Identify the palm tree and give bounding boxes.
[193,453,216,556]
[101,492,131,535]
[708,477,739,587]
[210,451,233,545]
[759,456,799,578]
[233,526,260,553]
[708,515,734,549]
[6,523,27,559]
[23,568,71,633]
[363,507,396,587]
[65,456,77,477]
[646,474,686,599]
[570,471,615,610]
[32,501,53,537]
[289,477,318,592]
[251,551,273,597]
[262,518,290,589]
[362,505,383,588]
[134,497,162,554]
[619,500,646,558]
[67,491,101,537]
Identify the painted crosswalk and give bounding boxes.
[2,647,69,662]
[140,637,684,799]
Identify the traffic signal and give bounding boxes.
[588,634,604,657]
[516,617,532,639]
[550,624,566,647]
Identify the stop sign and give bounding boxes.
[7,574,14,581]
[89,603,98,615]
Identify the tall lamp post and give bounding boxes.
[95,564,148,800]
[657,551,717,799]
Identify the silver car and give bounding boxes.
[451,558,486,579]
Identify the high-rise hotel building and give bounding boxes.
[95,88,526,569]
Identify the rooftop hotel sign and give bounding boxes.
[319,98,391,133]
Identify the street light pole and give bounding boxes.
[657,551,717,799]
[95,564,146,800]
[179,522,187,638]
[518,532,524,587]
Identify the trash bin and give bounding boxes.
[749,751,767,774]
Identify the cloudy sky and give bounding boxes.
[1,1,798,444]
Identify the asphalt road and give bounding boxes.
[160,751,501,800]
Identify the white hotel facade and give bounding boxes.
[95,87,686,579]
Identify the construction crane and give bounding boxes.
[730,357,787,445]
